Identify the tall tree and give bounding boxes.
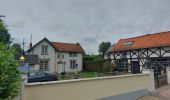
[98,41,111,56]
[12,43,22,58]
[0,17,11,44]
[0,43,20,99]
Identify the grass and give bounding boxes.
[80,72,96,78]
[57,72,96,80]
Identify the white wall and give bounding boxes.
[32,40,56,73]
[57,52,83,73]
[24,74,151,100]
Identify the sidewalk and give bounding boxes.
[138,85,170,100]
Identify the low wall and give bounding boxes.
[24,74,150,100]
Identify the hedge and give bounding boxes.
[83,59,106,72]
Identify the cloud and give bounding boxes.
[10,20,26,29]
[1,0,170,54]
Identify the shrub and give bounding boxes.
[102,60,112,72]
[0,43,20,99]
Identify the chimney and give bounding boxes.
[76,42,80,45]
[29,43,32,49]
[29,34,33,49]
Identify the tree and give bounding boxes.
[12,43,22,58]
[98,41,111,56]
[0,43,20,99]
[0,17,11,44]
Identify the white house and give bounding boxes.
[27,37,85,73]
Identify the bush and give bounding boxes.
[83,55,110,72]
[0,43,20,99]
[102,61,112,72]
[83,60,104,72]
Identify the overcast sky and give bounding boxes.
[0,0,170,54]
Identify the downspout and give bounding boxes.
[54,51,58,80]
[55,51,57,73]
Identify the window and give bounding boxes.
[69,52,77,57]
[62,55,64,59]
[41,46,48,55]
[40,60,49,70]
[70,60,77,69]
[122,52,126,58]
[57,52,64,59]
[116,59,128,72]
[123,41,133,46]
[57,54,60,59]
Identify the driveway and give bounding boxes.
[138,85,170,100]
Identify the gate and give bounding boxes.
[155,74,167,88]
[154,65,168,88]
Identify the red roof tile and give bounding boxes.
[109,31,170,52]
[52,42,85,53]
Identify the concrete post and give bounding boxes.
[166,67,170,84]
[19,74,27,100]
[20,77,27,100]
[142,69,155,91]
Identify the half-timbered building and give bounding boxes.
[106,31,170,75]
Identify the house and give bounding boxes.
[27,37,85,74]
[106,31,170,74]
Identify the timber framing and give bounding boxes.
[108,46,170,71]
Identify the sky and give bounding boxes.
[0,0,170,54]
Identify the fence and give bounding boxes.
[57,72,131,80]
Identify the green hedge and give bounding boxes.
[83,59,106,72]
[83,55,113,72]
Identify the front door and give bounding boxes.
[57,62,65,74]
[131,61,140,74]
[57,63,63,74]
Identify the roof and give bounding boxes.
[52,42,85,53]
[16,54,39,64]
[24,55,39,64]
[27,38,85,53]
[108,31,170,52]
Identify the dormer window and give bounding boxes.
[123,41,133,46]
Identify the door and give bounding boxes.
[131,61,140,74]
[57,63,63,74]
[154,63,168,88]
[57,62,65,74]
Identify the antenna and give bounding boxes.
[22,38,25,50]
[22,38,25,55]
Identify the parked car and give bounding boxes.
[28,71,57,83]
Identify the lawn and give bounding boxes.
[57,72,96,80]
[80,72,96,78]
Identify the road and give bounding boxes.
[138,85,170,100]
